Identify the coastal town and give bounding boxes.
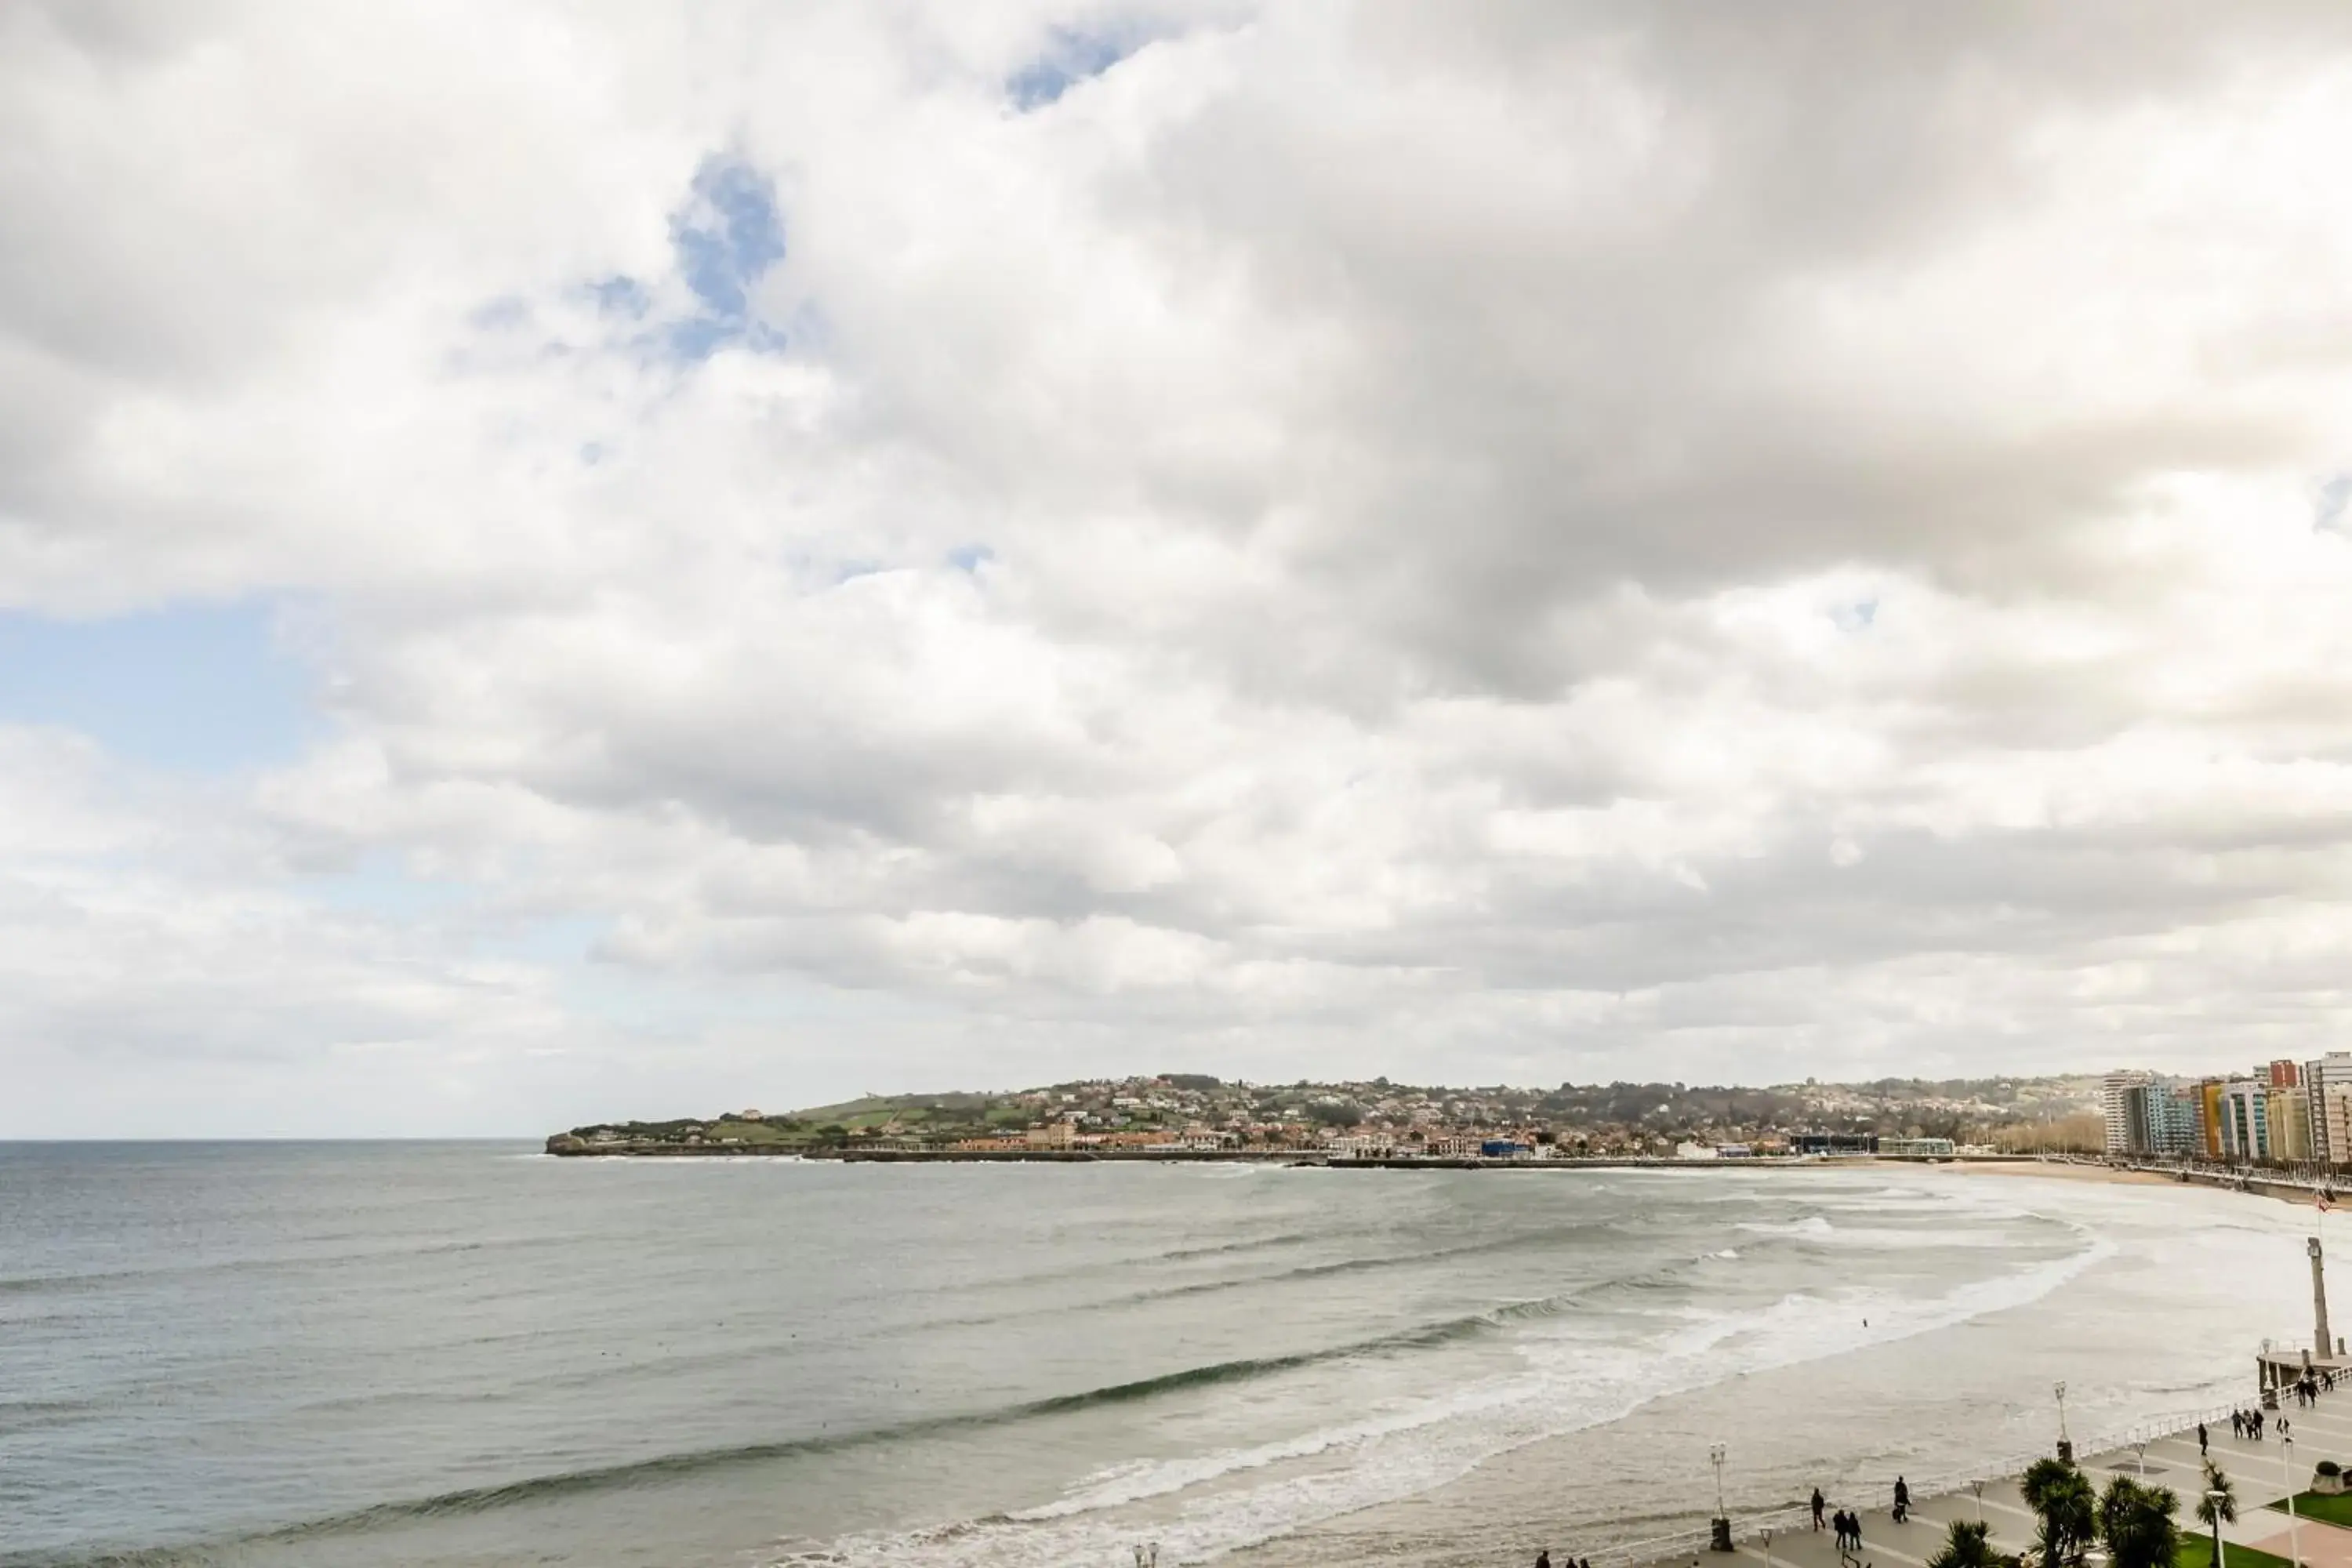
[551,1062,2352,1166]
[546,1072,2097,1159]
[2100,1055,2352,1164]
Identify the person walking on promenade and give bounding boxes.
[2199,1421,2209,1456]
[1813,1490,1827,1530]
[1848,1512,1865,1559]
[1894,1476,1911,1523]
[2282,1416,2292,1442]
[1537,1552,1552,1568]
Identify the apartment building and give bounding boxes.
[2307,1054,2352,1163]
[2103,1069,2154,1155]
[2219,1079,2270,1162]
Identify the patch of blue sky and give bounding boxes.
[662,155,788,361]
[492,913,612,967]
[468,295,532,331]
[2318,473,2351,534]
[946,543,995,572]
[586,275,652,319]
[1008,26,1152,110]
[303,850,476,920]
[0,600,316,773]
[1831,598,1878,633]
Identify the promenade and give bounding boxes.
[1611,1391,2352,1568]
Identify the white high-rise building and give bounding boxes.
[2220,1079,2271,1163]
[2307,1054,2352,1163]
[2102,1069,2154,1155]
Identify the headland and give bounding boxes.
[542,1071,2091,1162]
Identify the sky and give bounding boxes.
[8,2,2352,1136]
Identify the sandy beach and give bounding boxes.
[1936,1159,2183,1188]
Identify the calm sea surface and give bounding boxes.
[0,1145,2324,1567]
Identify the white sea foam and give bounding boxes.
[805,1211,2117,1568]
[1734,1214,1835,1236]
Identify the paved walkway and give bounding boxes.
[1628,1393,2352,1568]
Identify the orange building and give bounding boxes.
[2198,1080,2227,1159]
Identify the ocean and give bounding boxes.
[0,1145,2324,1568]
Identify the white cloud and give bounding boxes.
[9,2,2352,1131]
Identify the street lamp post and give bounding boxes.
[2055,1381,2073,1464]
[2285,1434,2304,1568]
[1973,1480,1985,1526]
[2209,1490,2231,1568]
[1709,1443,1732,1552]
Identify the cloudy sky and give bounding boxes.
[9,2,2352,1135]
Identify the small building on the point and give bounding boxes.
[1878,1136,1956,1158]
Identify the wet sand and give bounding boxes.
[1936,1160,2181,1189]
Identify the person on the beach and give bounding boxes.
[1813,1489,1827,1530]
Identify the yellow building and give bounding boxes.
[2271,1085,2313,1161]
[2319,1087,2352,1168]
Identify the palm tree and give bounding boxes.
[1928,1519,2000,1568]
[2097,1475,2181,1568]
[2197,1460,2239,1568]
[2020,1457,2097,1568]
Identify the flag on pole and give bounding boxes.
[2320,1189,2333,1214]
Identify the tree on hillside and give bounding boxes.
[2096,1475,2180,1568]
[2022,1456,2096,1568]
[1928,1519,1999,1568]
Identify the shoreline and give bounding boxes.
[1936,1158,2183,1188]
[542,1141,2045,1167]
[1942,1156,2339,1210]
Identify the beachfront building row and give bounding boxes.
[2103,1054,2352,1165]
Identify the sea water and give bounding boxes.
[0,1145,2321,1567]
